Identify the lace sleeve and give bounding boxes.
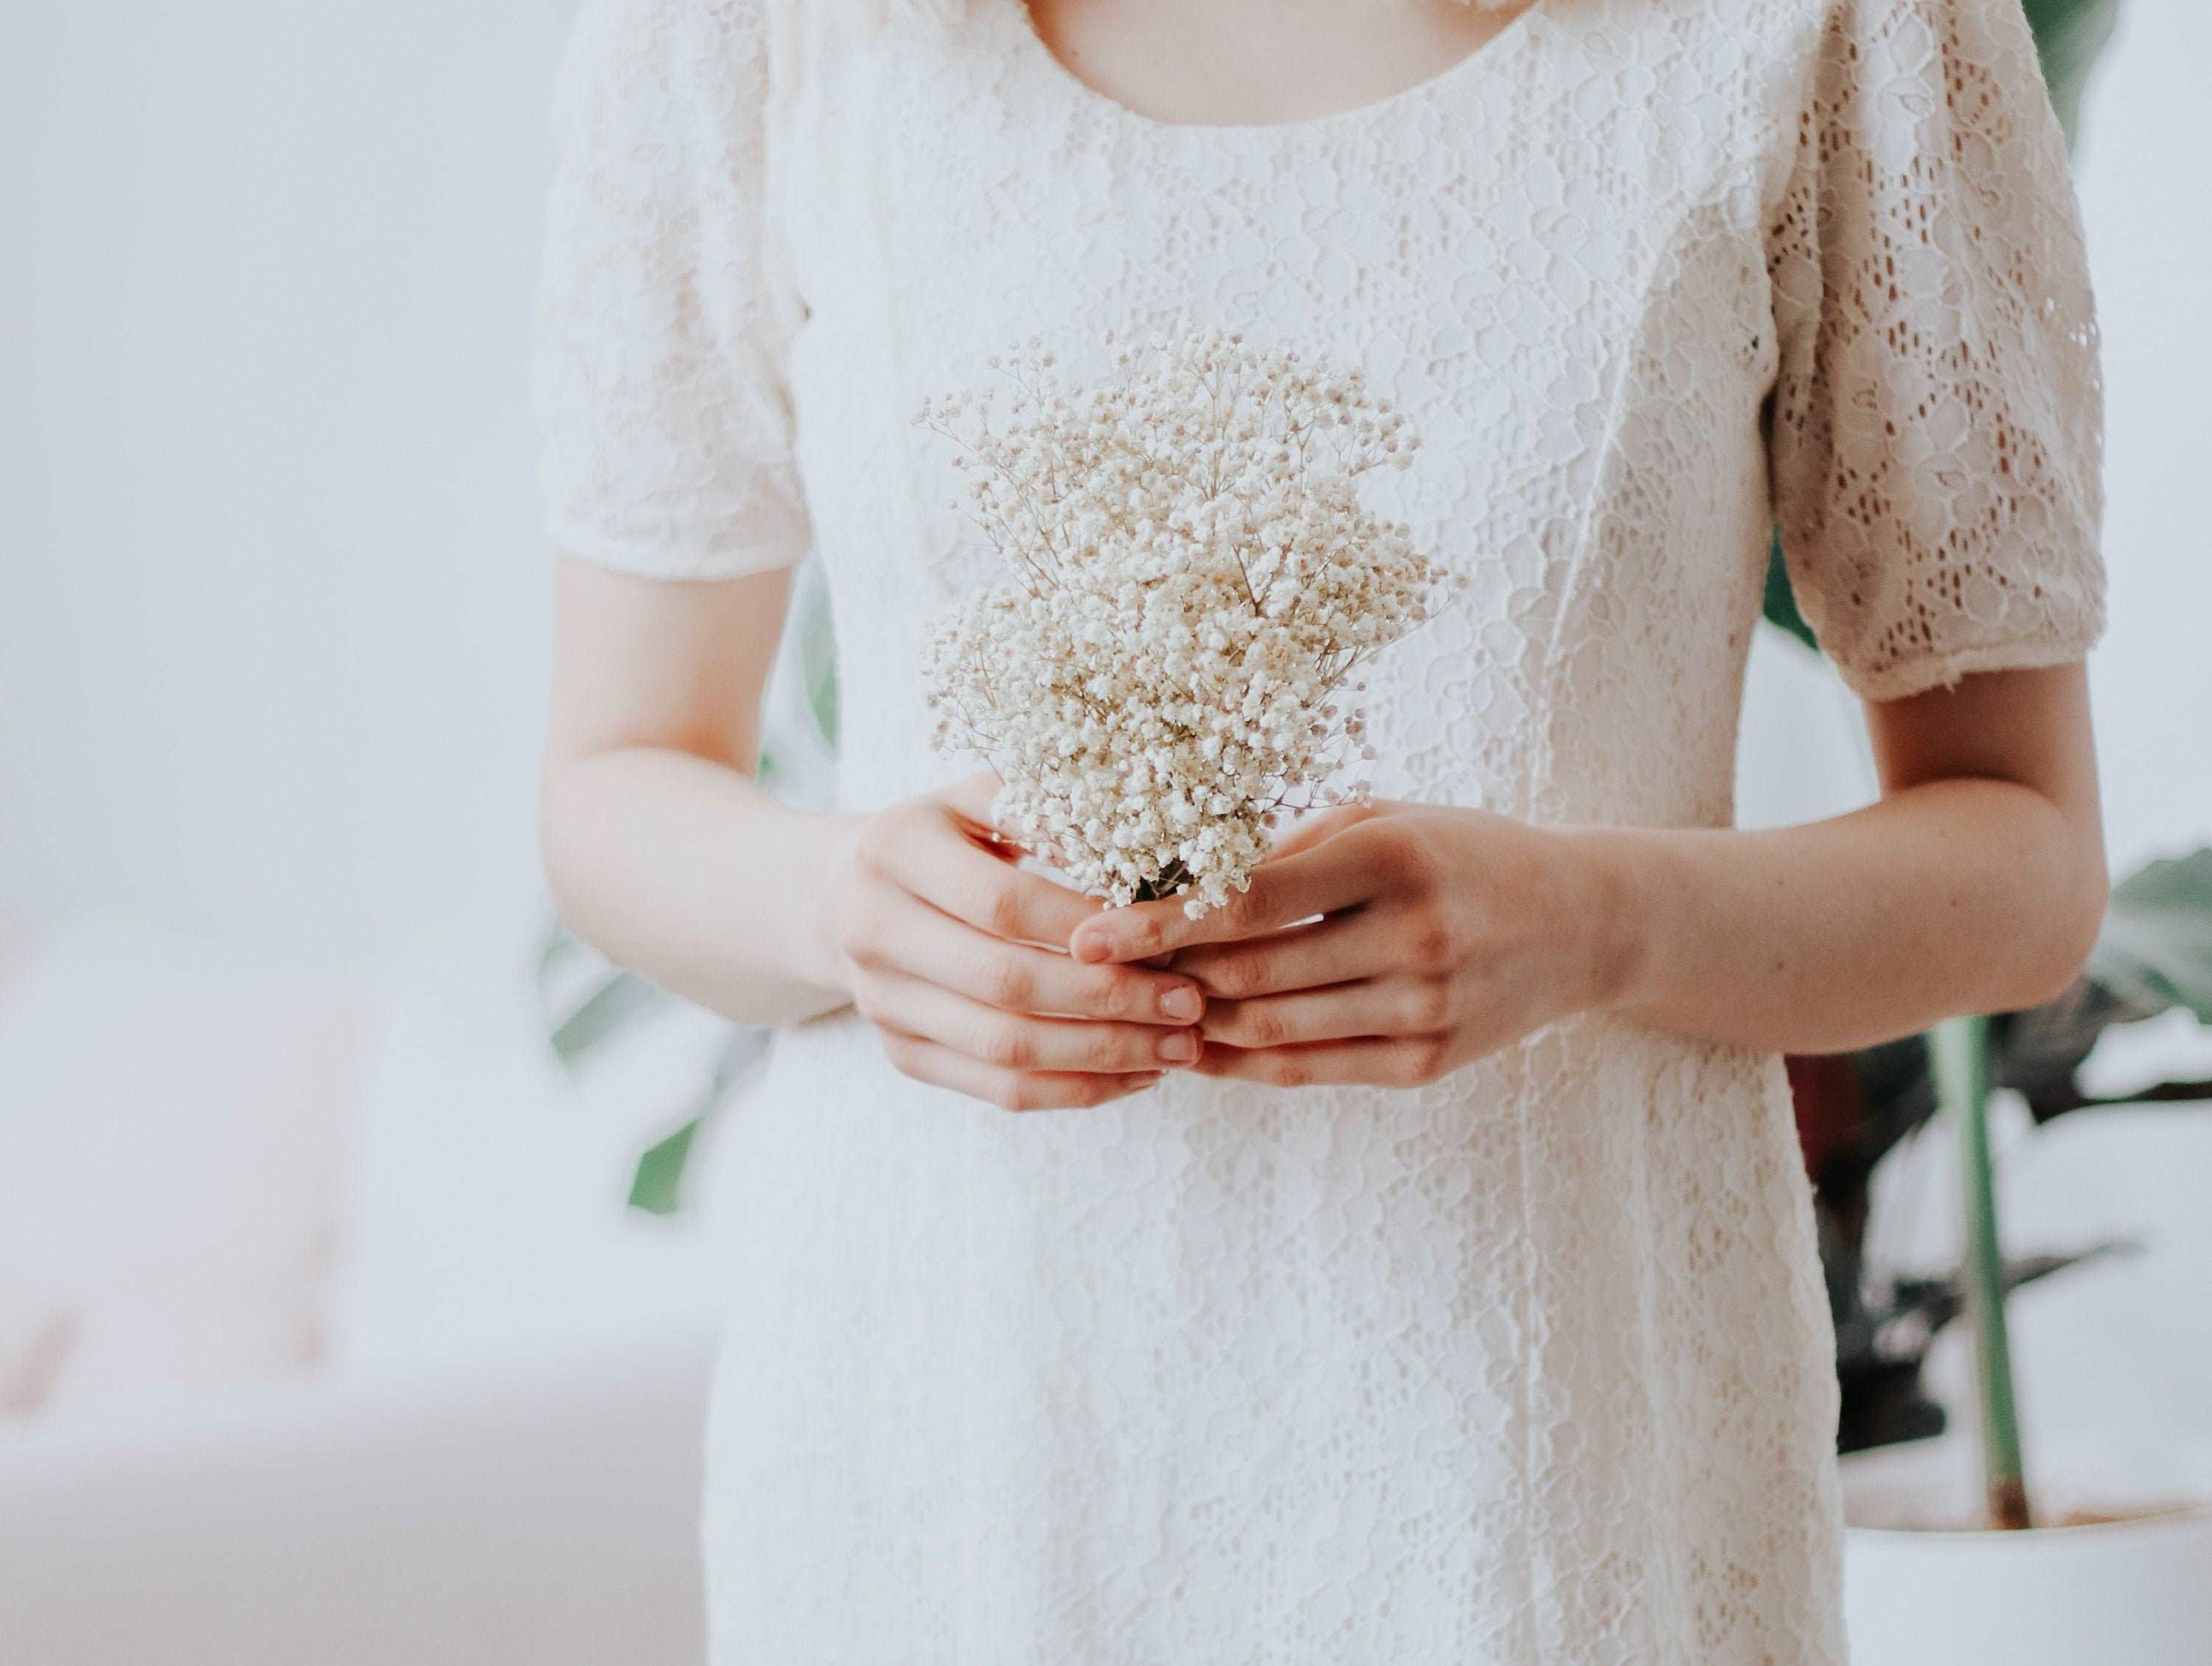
[532,0,810,579]
[1764,0,2106,701]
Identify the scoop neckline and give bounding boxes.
[1004,0,1546,138]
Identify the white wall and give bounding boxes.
[1,0,2207,980]
[0,3,575,977]
[2069,1,2212,873]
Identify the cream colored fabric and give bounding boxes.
[533,1,2104,1658]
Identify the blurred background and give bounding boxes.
[2,3,2208,1662]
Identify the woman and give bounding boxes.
[533,0,2109,1658]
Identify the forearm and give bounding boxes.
[540,745,856,1028]
[1586,776,2107,1056]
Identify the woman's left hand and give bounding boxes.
[1065,801,1635,1088]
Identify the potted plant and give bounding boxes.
[1761,6,2212,1654]
[1812,854,2212,1664]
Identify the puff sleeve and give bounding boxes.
[1765,0,2107,700]
[532,0,812,578]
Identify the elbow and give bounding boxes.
[537,759,602,952]
[2007,846,2110,1014]
[2053,859,2112,1003]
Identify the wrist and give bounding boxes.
[796,811,866,1000]
[1558,825,1659,1017]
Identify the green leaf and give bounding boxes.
[624,1025,775,1216]
[626,1117,701,1216]
[2023,0,2122,144]
[1988,979,2138,1119]
[1760,531,1818,652]
[537,921,585,985]
[548,969,667,1069]
[796,561,839,750]
[2087,848,2212,1025]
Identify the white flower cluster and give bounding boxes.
[919,327,1451,917]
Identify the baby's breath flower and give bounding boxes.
[921,327,1452,916]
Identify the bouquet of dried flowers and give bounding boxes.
[919,327,1450,917]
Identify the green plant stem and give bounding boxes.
[1931,1014,2034,1530]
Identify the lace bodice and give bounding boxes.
[532,1,2104,1659]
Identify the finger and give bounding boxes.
[1199,977,1449,1050]
[1265,801,1381,863]
[886,814,1103,949]
[870,904,1204,1023]
[1190,1034,1453,1090]
[934,770,1060,873]
[1067,843,1380,965]
[1170,909,1405,1000]
[874,1026,1166,1112]
[865,975,1204,1073]
[937,770,1006,830]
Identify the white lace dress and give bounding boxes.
[532,0,2105,1658]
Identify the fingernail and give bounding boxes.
[1072,931,1110,964]
[1158,986,1202,1022]
[1158,1031,1201,1065]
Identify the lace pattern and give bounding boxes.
[533,0,812,576]
[1764,0,2104,699]
[532,1,2105,1659]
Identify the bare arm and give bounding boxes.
[1062,664,2107,1085]
[540,560,852,1026]
[539,558,1208,1103]
[1595,663,2107,1052]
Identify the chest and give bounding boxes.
[781,0,1784,441]
[769,0,1800,818]
[1019,0,1540,128]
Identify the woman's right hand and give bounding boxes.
[824,774,1207,1111]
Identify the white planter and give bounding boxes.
[1841,1437,2212,1665]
